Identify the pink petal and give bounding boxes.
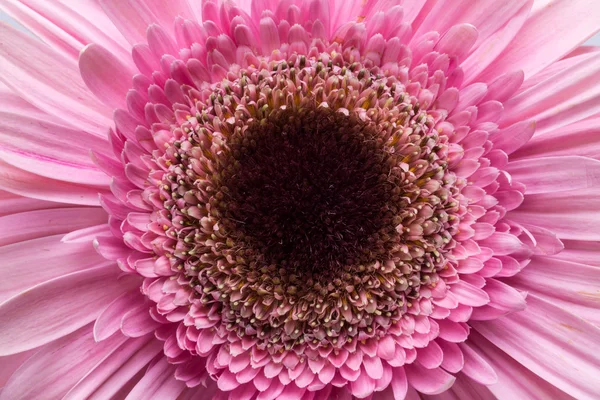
[416,340,443,369]
[461,1,531,83]
[0,207,107,247]
[98,0,158,45]
[489,120,536,156]
[0,234,109,303]
[0,159,109,206]
[390,367,408,400]
[483,278,526,313]
[508,156,600,194]
[500,52,600,135]
[437,340,464,373]
[0,326,127,400]
[507,257,600,325]
[350,367,376,399]
[478,0,600,80]
[0,190,65,217]
[552,239,600,266]
[124,357,186,400]
[1,0,130,62]
[63,336,161,400]
[450,280,490,307]
[472,295,600,400]
[0,24,112,136]
[94,289,146,341]
[469,330,577,400]
[458,342,498,385]
[435,23,478,61]
[405,363,456,395]
[0,91,111,185]
[79,43,136,109]
[513,115,600,159]
[0,264,138,355]
[0,349,36,387]
[508,187,600,240]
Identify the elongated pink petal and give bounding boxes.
[0,349,35,387]
[507,156,600,194]
[0,91,111,185]
[513,115,600,159]
[500,52,600,135]
[458,342,498,385]
[99,0,159,45]
[0,234,110,303]
[0,0,130,62]
[0,24,112,136]
[405,363,456,395]
[0,160,109,206]
[125,358,187,400]
[508,187,600,240]
[94,290,147,341]
[0,207,106,247]
[478,0,600,80]
[468,330,577,400]
[0,190,65,217]
[462,1,532,84]
[507,257,600,325]
[472,295,600,400]
[63,336,161,400]
[0,265,139,355]
[79,43,136,110]
[0,326,127,400]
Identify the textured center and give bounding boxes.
[216,106,398,274]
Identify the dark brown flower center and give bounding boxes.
[215,106,402,275]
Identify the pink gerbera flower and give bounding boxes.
[1,0,600,399]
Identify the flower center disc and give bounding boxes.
[155,57,462,352]
[217,106,400,275]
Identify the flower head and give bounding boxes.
[1,1,600,399]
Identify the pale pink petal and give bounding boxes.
[405,363,456,395]
[478,0,600,80]
[0,0,130,62]
[0,24,112,136]
[513,115,600,159]
[0,207,106,247]
[99,0,160,45]
[79,43,136,110]
[468,330,576,400]
[508,187,600,240]
[124,357,186,400]
[0,234,110,303]
[500,52,600,135]
[0,190,65,217]
[462,1,532,84]
[64,336,162,400]
[0,264,139,355]
[390,367,408,400]
[552,239,600,266]
[489,120,536,155]
[0,326,127,400]
[507,156,600,194]
[0,159,109,206]
[472,295,600,399]
[0,91,111,186]
[0,349,35,387]
[434,24,478,61]
[84,341,163,400]
[58,0,130,48]
[450,280,490,307]
[457,343,497,385]
[507,257,600,325]
[94,290,146,341]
